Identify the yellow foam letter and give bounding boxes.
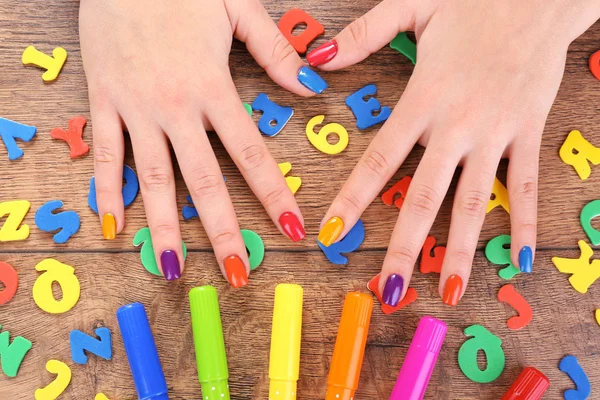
[22,46,67,82]
[35,360,71,400]
[32,259,80,314]
[552,240,600,294]
[487,177,510,214]
[306,115,348,155]
[0,200,30,241]
[95,394,109,400]
[278,162,301,195]
[559,130,600,180]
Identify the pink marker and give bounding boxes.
[390,316,447,400]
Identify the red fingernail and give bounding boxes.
[442,275,463,306]
[307,40,338,67]
[279,211,306,242]
[224,255,248,288]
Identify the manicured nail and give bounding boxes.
[102,213,116,240]
[306,39,338,67]
[297,66,328,94]
[318,216,344,247]
[279,211,306,242]
[161,250,181,281]
[442,275,463,306]
[382,274,404,307]
[519,246,533,273]
[224,255,248,288]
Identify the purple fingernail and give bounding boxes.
[161,250,181,281]
[382,274,404,306]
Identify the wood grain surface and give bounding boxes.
[0,0,599,399]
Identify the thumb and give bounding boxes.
[309,0,426,71]
[230,0,317,97]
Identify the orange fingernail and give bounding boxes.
[318,217,344,246]
[102,213,116,240]
[442,275,463,306]
[224,255,248,288]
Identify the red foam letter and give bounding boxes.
[51,116,89,158]
[590,50,600,81]
[0,261,18,305]
[497,284,532,330]
[278,8,324,54]
[382,176,412,209]
[367,273,417,315]
[420,235,445,274]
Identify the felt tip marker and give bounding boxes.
[116,302,169,400]
[269,284,304,400]
[390,316,447,400]
[189,286,230,400]
[501,367,550,400]
[326,292,373,400]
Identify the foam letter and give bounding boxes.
[182,194,199,220]
[0,200,30,241]
[133,227,187,276]
[241,229,265,271]
[458,325,505,383]
[34,200,81,244]
[32,259,80,314]
[390,32,416,64]
[559,130,600,181]
[252,93,293,137]
[487,177,510,214]
[88,164,139,213]
[420,235,445,274]
[278,8,324,54]
[0,118,37,160]
[497,284,532,330]
[0,325,32,378]
[552,240,600,294]
[0,261,18,305]
[70,327,112,365]
[306,115,348,155]
[580,199,600,245]
[559,355,590,400]
[345,84,392,130]
[279,162,302,194]
[367,273,418,315]
[485,235,521,280]
[318,219,365,265]
[590,50,600,80]
[35,360,71,400]
[22,46,67,82]
[50,116,89,158]
[382,176,412,209]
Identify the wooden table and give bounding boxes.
[1,1,599,399]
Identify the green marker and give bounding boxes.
[189,286,230,400]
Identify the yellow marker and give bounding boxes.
[95,395,109,400]
[269,284,303,400]
[35,360,71,400]
[306,115,348,155]
[559,130,600,181]
[0,200,30,241]
[552,240,600,294]
[32,259,81,314]
[22,46,67,82]
[278,162,302,195]
[487,177,510,214]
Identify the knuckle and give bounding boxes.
[140,167,172,192]
[512,178,537,201]
[93,145,116,164]
[447,248,474,265]
[238,144,267,172]
[262,187,286,207]
[152,222,179,238]
[406,184,441,218]
[338,191,363,213]
[457,189,488,217]
[269,32,297,69]
[361,150,389,178]
[211,230,236,246]
[348,16,370,52]
[189,171,224,200]
[388,245,417,267]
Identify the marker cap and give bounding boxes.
[326,292,373,400]
[116,302,169,400]
[189,286,230,400]
[390,316,447,400]
[269,284,303,400]
[501,367,550,400]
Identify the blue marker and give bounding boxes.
[117,303,169,400]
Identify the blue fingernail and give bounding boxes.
[297,66,328,94]
[519,246,533,273]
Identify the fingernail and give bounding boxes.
[297,66,328,94]
[382,274,404,307]
[442,275,463,306]
[161,250,181,281]
[102,213,116,240]
[306,39,338,67]
[519,246,533,273]
[279,211,306,242]
[224,255,249,288]
[318,216,344,247]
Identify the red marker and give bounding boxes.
[501,367,550,400]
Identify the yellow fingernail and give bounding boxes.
[102,213,116,240]
[318,217,344,246]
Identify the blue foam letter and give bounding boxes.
[34,200,81,244]
[70,327,112,365]
[559,355,591,400]
[318,219,365,265]
[252,93,293,137]
[0,117,37,160]
[88,164,139,213]
[345,84,392,130]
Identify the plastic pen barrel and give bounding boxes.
[189,286,230,400]
[390,316,447,400]
[116,302,169,400]
[326,292,373,400]
[269,284,304,400]
[501,367,550,400]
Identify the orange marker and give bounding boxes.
[326,292,373,400]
